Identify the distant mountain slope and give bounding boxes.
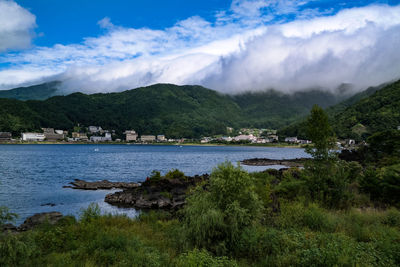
[0,81,61,101]
[279,80,400,140]
[232,90,342,129]
[333,80,400,139]
[0,84,243,138]
[0,82,363,138]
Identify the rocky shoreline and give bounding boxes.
[241,157,308,167]
[2,212,63,234]
[63,179,139,190]
[105,174,208,209]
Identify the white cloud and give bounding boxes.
[0,0,36,52]
[0,1,400,95]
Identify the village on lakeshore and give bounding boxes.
[0,126,362,148]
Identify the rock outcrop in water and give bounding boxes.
[105,175,208,210]
[241,157,308,167]
[63,179,139,190]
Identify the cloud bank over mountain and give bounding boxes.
[1,0,400,94]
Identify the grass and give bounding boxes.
[1,203,399,267]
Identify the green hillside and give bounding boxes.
[232,90,341,129]
[333,79,400,139]
[0,81,61,100]
[0,84,244,138]
[279,80,400,140]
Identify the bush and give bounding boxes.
[175,249,238,267]
[182,162,262,255]
[0,206,18,225]
[165,169,185,180]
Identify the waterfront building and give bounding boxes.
[42,128,64,141]
[0,132,12,141]
[285,137,299,143]
[140,135,156,142]
[22,133,46,142]
[157,135,166,141]
[124,130,137,141]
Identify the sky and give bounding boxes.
[1,0,400,94]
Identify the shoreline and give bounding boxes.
[0,141,303,148]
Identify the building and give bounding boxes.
[299,139,312,144]
[398,126,400,130]
[22,133,45,142]
[157,135,166,141]
[71,132,88,141]
[124,130,137,141]
[268,135,279,142]
[42,128,64,141]
[90,133,112,142]
[140,135,156,142]
[89,126,103,133]
[104,133,112,141]
[90,136,103,142]
[0,132,12,141]
[234,134,257,142]
[285,137,298,143]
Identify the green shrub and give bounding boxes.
[182,162,263,255]
[175,249,238,267]
[80,203,101,223]
[165,169,185,180]
[0,206,18,225]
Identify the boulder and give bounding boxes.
[18,212,63,231]
[105,174,208,210]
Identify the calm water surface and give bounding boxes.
[0,144,308,223]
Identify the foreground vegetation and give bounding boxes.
[1,106,399,266]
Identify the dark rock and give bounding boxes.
[18,212,63,231]
[241,158,308,167]
[1,223,18,233]
[64,179,139,190]
[41,203,56,207]
[105,175,209,210]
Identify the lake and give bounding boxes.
[0,144,308,224]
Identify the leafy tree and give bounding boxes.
[305,105,336,161]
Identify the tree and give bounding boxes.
[305,105,336,161]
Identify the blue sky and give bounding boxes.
[14,0,398,47]
[1,0,400,93]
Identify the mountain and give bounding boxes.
[232,90,342,129]
[0,84,243,138]
[0,81,61,101]
[279,80,400,140]
[0,83,352,138]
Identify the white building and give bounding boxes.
[89,126,103,133]
[124,130,137,141]
[285,137,299,143]
[22,133,45,142]
[157,135,166,141]
[140,135,156,142]
[234,134,257,142]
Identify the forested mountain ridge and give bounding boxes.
[0,84,243,138]
[279,79,400,140]
[0,81,61,101]
[0,82,370,138]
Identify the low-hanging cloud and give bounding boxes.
[0,0,36,52]
[1,0,400,94]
